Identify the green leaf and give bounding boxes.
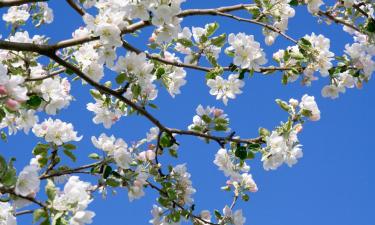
[247,151,255,159]
[201,114,212,123]
[258,127,270,137]
[210,34,226,47]
[45,179,56,200]
[26,95,43,109]
[235,146,247,160]
[63,143,76,151]
[0,155,6,177]
[63,149,76,162]
[275,99,291,111]
[242,193,250,201]
[160,133,173,148]
[155,67,166,79]
[169,148,178,158]
[65,68,74,75]
[170,211,181,223]
[214,210,222,219]
[206,22,219,37]
[103,165,112,179]
[299,38,312,47]
[289,0,299,6]
[106,178,120,187]
[33,143,50,155]
[115,73,126,84]
[177,38,193,47]
[0,108,6,122]
[1,166,16,187]
[1,131,7,142]
[366,19,375,33]
[88,153,100,160]
[33,208,47,224]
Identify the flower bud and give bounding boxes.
[5,98,20,111]
[0,85,7,95]
[145,150,156,161]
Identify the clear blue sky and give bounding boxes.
[1,1,374,225]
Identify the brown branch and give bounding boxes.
[122,40,294,74]
[49,3,289,50]
[146,181,219,225]
[14,209,34,216]
[65,0,85,16]
[0,187,46,208]
[25,68,66,82]
[0,0,47,8]
[168,128,263,145]
[318,10,361,32]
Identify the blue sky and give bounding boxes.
[1,1,375,225]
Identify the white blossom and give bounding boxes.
[87,98,124,129]
[2,5,30,24]
[32,118,82,145]
[299,94,321,121]
[53,176,93,212]
[305,0,324,14]
[207,74,244,105]
[70,211,95,225]
[38,78,73,115]
[0,202,17,225]
[15,165,40,197]
[303,33,334,78]
[226,33,267,70]
[171,164,196,205]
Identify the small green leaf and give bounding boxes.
[45,179,56,200]
[169,148,178,158]
[289,0,299,6]
[155,67,166,79]
[214,210,222,219]
[0,155,7,177]
[115,73,126,84]
[235,146,247,160]
[33,208,47,223]
[103,165,112,179]
[366,19,375,33]
[88,153,100,160]
[177,38,193,47]
[63,143,76,151]
[33,143,50,155]
[206,22,219,37]
[63,149,76,162]
[160,133,173,148]
[210,33,226,47]
[26,95,43,109]
[106,178,120,187]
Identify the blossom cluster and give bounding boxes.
[32,118,82,145]
[262,95,320,170]
[188,105,230,134]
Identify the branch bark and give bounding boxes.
[0,0,47,8]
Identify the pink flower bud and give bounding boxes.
[213,109,223,117]
[295,124,303,133]
[137,151,147,161]
[111,115,119,123]
[5,98,20,111]
[146,150,156,161]
[149,34,156,43]
[0,85,7,95]
[133,179,143,187]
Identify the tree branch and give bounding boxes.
[0,0,47,8]
[65,0,85,16]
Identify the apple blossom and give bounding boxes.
[0,202,16,225]
[32,118,82,145]
[226,33,267,70]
